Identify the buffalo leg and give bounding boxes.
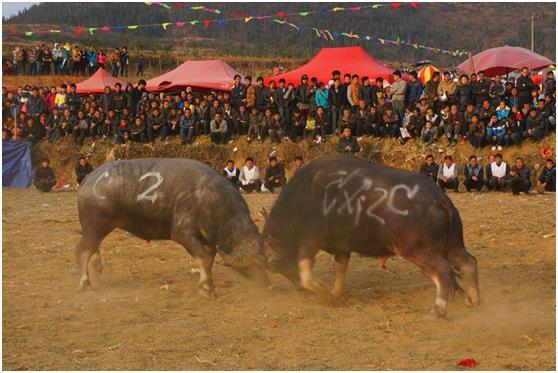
[403,251,454,317]
[332,253,350,297]
[174,232,216,298]
[75,227,111,291]
[447,248,480,307]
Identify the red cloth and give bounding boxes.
[146,60,243,92]
[264,46,394,86]
[457,46,554,77]
[75,68,126,94]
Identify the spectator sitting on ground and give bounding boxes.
[419,154,439,183]
[262,156,286,193]
[509,157,531,195]
[437,155,459,192]
[239,157,261,193]
[336,126,360,155]
[223,159,240,187]
[537,158,556,193]
[33,157,56,192]
[463,155,484,192]
[486,153,508,191]
[75,156,93,185]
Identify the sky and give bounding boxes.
[2,2,39,19]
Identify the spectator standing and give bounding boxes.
[119,47,129,77]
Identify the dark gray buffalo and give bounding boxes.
[263,155,479,316]
[76,158,268,297]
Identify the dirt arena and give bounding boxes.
[2,188,556,370]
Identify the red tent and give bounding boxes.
[456,46,555,77]
[264,46,394,85]
[75,68,126,94]
[146,60,242,92]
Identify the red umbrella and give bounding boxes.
[457,46,554,77]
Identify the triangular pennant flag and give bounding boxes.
[312,27,320,37]
[160,3,171,9]
[286,22,299,30]
[410,2,419,9]
[100,26,110,31]
[299,12,310,16]
[203,19,212,28]
[50,29,62,33]
[332,7,344,12]
[25,31,33,36]
[191,6,204,10]
[349,7,362,11]
[277,11,286,19]
[274,19,286,24]
[75,27,86,36]
[391,3,402,8]
[217,19,225,25]
[372,4,383,9]
[128,25,139,29]
[189,20,199,25]
[175,22,185,27]
[162,22,172,30]
[88,28,97,35]
[244,16,253,23]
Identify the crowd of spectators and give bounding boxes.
[3,66,555,151]
[6,43,144,77]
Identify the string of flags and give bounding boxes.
[3,2,468,57]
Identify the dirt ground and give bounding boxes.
[2,188,556,370]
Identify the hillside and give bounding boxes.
[3,2,556,66]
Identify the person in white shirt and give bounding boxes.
[437,155,459,192]
[239,157,261,193]
[485,153,508,191]
[222,159,240,188]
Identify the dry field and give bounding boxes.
[2,188,556,370]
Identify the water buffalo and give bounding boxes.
[263,155,479,316]
[76,158,269,297]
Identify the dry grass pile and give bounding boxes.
[31,133,555,186]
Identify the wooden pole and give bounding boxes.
[468,51,475,74]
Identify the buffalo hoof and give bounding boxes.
[78,278,92,292]
[198,283,215,299]
[464,296,480,308]
[433,306,448,319]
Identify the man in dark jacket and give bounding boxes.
[263,156,286,193]
[537,159,556,192]
[33,158,56,192]
[516,67,536,108]
[75,156,93,185]
[27,87,46,119]
[336,126,360,154]
[509,157,531,195]
[254,77,271,112]
[231,74,246,110]
[328,78,344,134]
[463,155,484,192]
[405,71,423,109]
[524,108,547,141]
[66,84,81,114]
[112,83,128,114]
[473,71,491,108]
[419,154,439,183]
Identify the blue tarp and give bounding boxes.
[2,141,33,188]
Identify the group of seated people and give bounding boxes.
[3,66,555,149]
[33,151,555,196]
[420,153,556,194]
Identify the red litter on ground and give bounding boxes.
[271,322,279,329]
[457,358,478,368]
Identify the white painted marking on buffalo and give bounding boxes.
[137,172,164,203]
